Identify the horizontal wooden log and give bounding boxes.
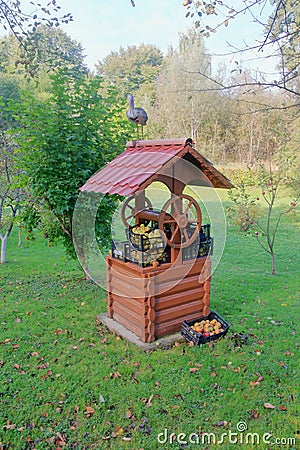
[109,276,147,299]
[107,256,145,275]
[113,300,143,325]
[113,312,144,340]
[155,287,204,312]
[155,310,206,338]
[153,259,206,285]
[111,293,144,315]
[155,274,202,298]
[155,300,203,325]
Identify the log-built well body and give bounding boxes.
[106,255,211,343]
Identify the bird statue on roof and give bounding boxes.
[126,93,148,140]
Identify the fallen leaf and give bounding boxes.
[278,405,287,411]
[110,371,121,379]
[37,363,49,370]
[190,367,200,373]
[141,395,154,407]
[264,402,276,409]
[250,409,259,419]
[146,395,153,407]
[84,406,95,418]
[3,421,16,430]
[250,375,264,386]
[41,370,52,380]
[115,426,123,436]
[55,329,64,335]
[56,431,66,445]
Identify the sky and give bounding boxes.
[57,0,278,77]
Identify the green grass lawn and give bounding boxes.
[0,199,299,449]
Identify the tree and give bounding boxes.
[0,26,87,78]
[268,0,300,95]
[153,28,215,141]
[227,135,300,275]
[0,129,22,263]
[183,0,300,102]
[96,43,163,99]
[0,1,72,41]
[10,71,131,257]
[0,1,73,78]
[0,77,24,263]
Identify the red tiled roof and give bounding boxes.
[79,138,233,195]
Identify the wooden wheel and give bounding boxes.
[159,194,202,249]
[121,194,153,228]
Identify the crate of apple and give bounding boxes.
[181,310,230,345]
[192,319,224,337]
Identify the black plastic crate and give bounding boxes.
[111,241,129,262]
[181,310,230,345]
[126,226,171,267]
[182,224,213,261]
[127,226,151,251]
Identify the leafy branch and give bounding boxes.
[0,1,73,39]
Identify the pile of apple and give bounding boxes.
[130,224,151,251]
[191,318,224,337]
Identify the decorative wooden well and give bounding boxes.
[80,138,233,343]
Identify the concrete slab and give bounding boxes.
[96,313,186,350]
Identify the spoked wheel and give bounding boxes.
[159,194,202,249]
[121,194,153,228]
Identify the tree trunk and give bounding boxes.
[271,251,276,275]
[18,227,22,248]
[0,235,8,264]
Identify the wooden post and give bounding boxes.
[106,257,114,318]
[202,258,211,316]
[170,172,184,264]
[144,274,155,342]
[135,190,146,225]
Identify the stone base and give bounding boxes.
[96,313,185,350]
